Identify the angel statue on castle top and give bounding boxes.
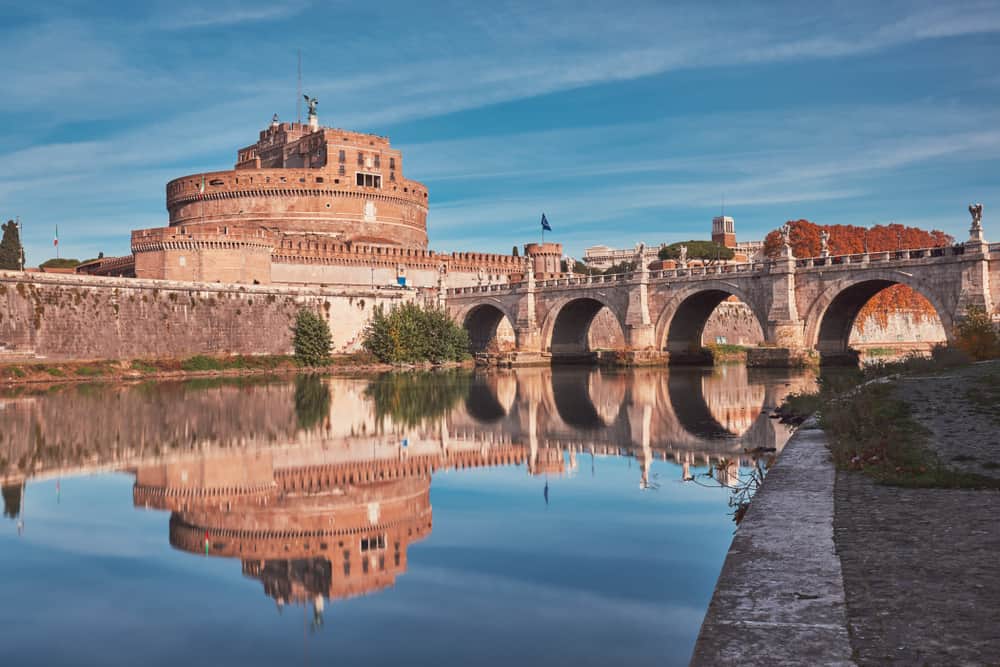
[304,95,318,116]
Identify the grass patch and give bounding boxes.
[820,381,1000,488]
[707,343,747,355]
[776,351,1000,489]
[75,365,105,377]
[43,366,64,377]
[130,359,158,373]
[180,355,228,372]
[963,369,1000,424]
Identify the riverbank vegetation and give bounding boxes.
[362,302,470,364]
[779,340,1000,489]
[0,352,393,386]
[292,308,333,366]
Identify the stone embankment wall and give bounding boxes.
[0,271,413,361]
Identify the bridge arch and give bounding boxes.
[655,281,767,355]
[458,302,518,354]
[540,296,627,357]
[803,271,956,356]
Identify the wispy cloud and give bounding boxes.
[156,1,310,30]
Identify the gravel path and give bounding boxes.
[835,361,1000,665]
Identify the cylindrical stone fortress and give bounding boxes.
[165,122,429,248]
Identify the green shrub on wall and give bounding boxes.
[362,302,470,363]
[293,309,333,366]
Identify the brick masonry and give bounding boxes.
[0,271,414,361]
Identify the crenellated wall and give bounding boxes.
[0,271,414,361]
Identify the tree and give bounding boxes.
[954,306,999,361]
[0,220,24,270]
[763,220,954,330]
[362,302,470,363]
[292,309,333,366]
[658,240,734,262]
[39,258,81,269]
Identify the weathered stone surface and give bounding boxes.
[447,245,998,364]
[0,271,413,361]
[835,474,1000,665]
[690,426,855,666]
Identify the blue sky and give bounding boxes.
[2,0,999,263]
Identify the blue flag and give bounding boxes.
[541,213,552,231]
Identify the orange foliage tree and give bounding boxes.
[763,220,954,331]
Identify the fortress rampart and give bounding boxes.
[0,270,414,361]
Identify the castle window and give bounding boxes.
[374,155,380,168]
[335,178,340,184]
[357,151,364,166]
[390,171,395,182]
[299,177,306,183]
[356,173,381,188]
[338,150,345,163]
[389,157,395,170]
[339,165,345,176]
[280,176,286,182]
[316,177,324,183]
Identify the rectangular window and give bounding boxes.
[356,173,381,188]
[390,171,395,182]
[338,150,345,163]
[357,151,364,166]
[360,534,387,551]
[374,155,380,168]
[339,165,345,176]
[389,157,395,170]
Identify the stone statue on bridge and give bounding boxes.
[678,244,688,267]
[969,203,984,241]
[819,229,830,258]
[780,223,794,258]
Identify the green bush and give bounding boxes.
[293,309,333,366]
[955,306,999,361]
[362,302,469,363]
[658,240,734,262]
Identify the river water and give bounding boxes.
[0,366,814,666]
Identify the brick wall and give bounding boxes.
[0,271,414,361]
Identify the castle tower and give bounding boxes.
[523,242,563,279]
[712,215,736,248]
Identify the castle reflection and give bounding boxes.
[0,366,814,610]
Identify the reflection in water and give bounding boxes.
[0,366,814,664]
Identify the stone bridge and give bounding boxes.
[446,232,999,365]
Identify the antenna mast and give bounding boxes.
[297,50,302,125]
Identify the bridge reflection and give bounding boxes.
[1,367,814,610]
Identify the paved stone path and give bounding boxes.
[690,423,855,666]
[835,360,1000,665]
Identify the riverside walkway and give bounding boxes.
[692,360,1000,666]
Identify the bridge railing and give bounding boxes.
[794,244,965,268]
[445,243,985,296]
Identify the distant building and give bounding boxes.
[582,216,764,271]
[582,243,661,270]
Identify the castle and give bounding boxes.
[78,109,559,289]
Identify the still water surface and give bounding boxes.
[0,366,813,666]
